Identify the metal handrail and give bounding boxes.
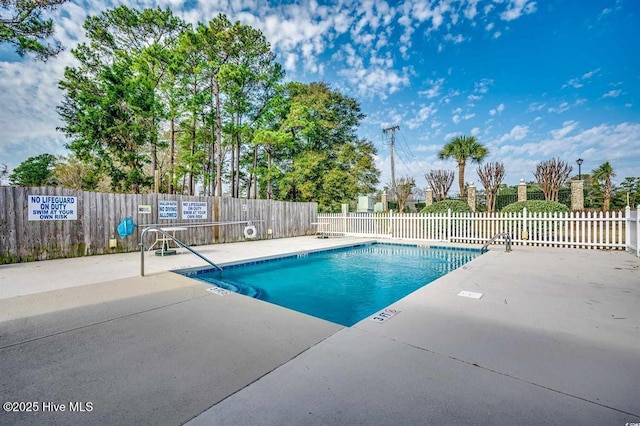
[481,232,512,253]
[140,226,222,276]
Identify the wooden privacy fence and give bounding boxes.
[0,186,317,264]
[318,208,638,253]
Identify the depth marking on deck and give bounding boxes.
[370,308,400,323]
[458,290,483,299]
[207,287,229,296]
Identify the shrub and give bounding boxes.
[420,199,472,214]
[501,200,569,213]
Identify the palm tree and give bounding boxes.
[438,135,489,197]
[592,161,616,211]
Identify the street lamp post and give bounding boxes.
[576,158,583,180]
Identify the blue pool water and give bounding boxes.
[184,243,480,326]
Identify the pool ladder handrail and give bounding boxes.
[140,226,223,276]
[481,232,512,253]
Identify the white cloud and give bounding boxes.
[414,144,440,153]
[550,121,578,139]
[474,78,494,94]
[500,0,537,21]
[444,131,461,141]
[582,68,600,79]
[563,68,600,89]
[406,103,438,129]
[464,0,480,20]
[562,78,583,89]
[338,64,411,99]
[528,102,546,112]
[283,53,297,71]
[419,78,445,99]
[602,89,622,98]
[548,101,570,114]
[444,33,466,43]
[497,123,640,178]
[497,125,529,144]
[489,103,505,116]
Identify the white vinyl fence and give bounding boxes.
[317,208,639,253]
[626,206,640,256]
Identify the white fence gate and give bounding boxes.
[317,208,635,252]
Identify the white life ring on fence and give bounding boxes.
[243,224,257,239]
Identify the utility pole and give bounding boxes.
[383,125,400,199]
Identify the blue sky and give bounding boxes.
[1,0,638,191]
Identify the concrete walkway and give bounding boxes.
[1,237,639,425]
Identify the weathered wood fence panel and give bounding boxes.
[0,187,318,264]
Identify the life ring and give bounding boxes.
[243,224,257,239]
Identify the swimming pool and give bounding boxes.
[182,243,480,326]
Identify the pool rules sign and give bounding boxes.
[28,195,78,221]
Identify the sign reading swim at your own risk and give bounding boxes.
[28,195,78,221]
[182,201,207,220]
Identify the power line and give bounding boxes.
[395,129,422,178]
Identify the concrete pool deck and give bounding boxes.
[0,236,639,425]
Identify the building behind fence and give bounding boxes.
[0,186,318,264]
[318,207,639,255]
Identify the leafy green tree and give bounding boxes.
[619,177,640,208]
[253,127,293,200]
[53,155,105,190]
[84,6,185,190]
[54,8,373,204]
[58,54,152,192]
[171,28,209,195]
[194,15,234,196]
[57,6,186,192]
[438,135,488,197]
[0,0,67,60]
[575,173,601,209]
[217,20,284,198]
[9,153,57,186]
[275,82,379,211]
[497,183,517,195]
[592,162,615,211]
